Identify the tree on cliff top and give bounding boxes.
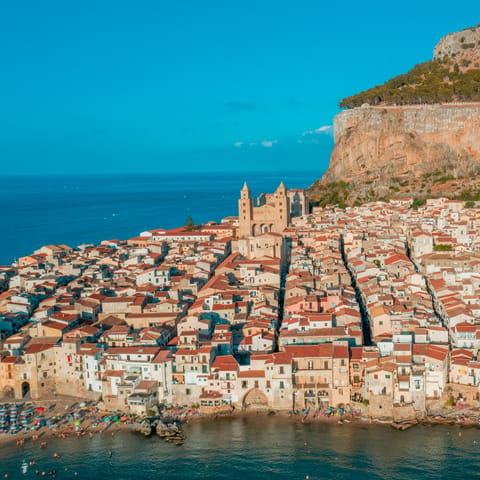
[339,59,480,108]
[185,215,195,231]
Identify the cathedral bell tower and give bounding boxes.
[238,182,253,238]
[274,181,290,232]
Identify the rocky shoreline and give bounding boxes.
[3,397,480,449]
[132,416,186,445]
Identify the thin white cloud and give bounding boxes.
[234,140,278,148]
[233,123,334,149]
[301,125,333,136]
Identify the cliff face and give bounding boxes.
[322,103,480,185]
[309,25,480,206]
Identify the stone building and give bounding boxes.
[237,182,308,260]
[238,182,309,239]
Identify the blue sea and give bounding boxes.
[1,418,480,479]
[0,172,318,265]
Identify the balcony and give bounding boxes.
[294,382,330,389]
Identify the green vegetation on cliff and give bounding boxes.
[308,181,350,208]
[339,59,480,108]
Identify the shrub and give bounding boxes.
[410,198,426,210]
[435,175,455,184]
[434,244,452,251]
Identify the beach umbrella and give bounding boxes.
[37,407,45,414]
[74,420,81,426]
[120,416,128,421]
[112,415,119,421]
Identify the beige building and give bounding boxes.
[238,182,308,239]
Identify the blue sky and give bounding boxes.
[0,1,478,175]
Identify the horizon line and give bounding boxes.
[0,169,325,178]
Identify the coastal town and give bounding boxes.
[2,182,480,428]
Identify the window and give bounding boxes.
[324,361,328,369]
[280,381,285,389]
[279,366,284,375]
[307,361,313,370]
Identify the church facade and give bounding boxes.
[238,182,309,239]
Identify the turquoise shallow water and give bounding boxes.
[1,417,480,479]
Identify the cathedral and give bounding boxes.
[238,182,309,239]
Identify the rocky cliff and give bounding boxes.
[434,25,480,63]
[309,25,480,206]
[323,103,480,184]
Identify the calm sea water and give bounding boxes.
[1,418,479,479]
[0,172,318,265]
